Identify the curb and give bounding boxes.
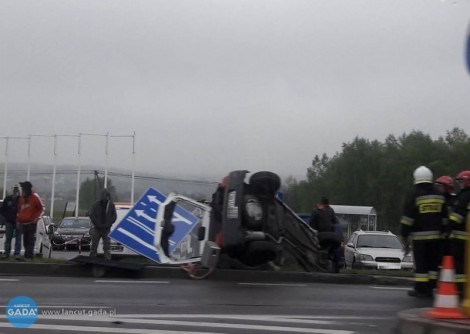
[397,308,470,334]
[0,261,414,285]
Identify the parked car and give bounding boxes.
[344,230,413,270]
[51,217,91,250]
[0,216,53,258]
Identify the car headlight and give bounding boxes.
[358,254,374,261]
[402,255,413,263]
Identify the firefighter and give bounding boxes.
[435,175,457,209]
[434,175,456,259]
[400,166,448,297]
[448,170,470,295]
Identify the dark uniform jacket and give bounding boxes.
[449,188,470,240]
[0,195,18,224]
[400,183,447,241]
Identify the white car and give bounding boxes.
[344,230,413,270]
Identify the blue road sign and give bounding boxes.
[109,187,200,263]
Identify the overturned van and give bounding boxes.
[154,170,337,274]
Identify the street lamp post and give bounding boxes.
[28,134,55,218]
[1,132,136,211]
[109,132,136,204]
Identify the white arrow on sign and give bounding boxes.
[173,212,195,225]
[147,195,161,205]
[135,210,157,223]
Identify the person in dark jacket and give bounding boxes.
[308,197,337,233]
[448,170,470,295]
[88,189,117,260]
[400,166,448,298]
[0,185,21,259]
[434,175,456,210]
[434,175,456,259]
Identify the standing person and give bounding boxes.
[17,181,45,262]
[448,170,470,295]
[434,175,456,259]
[88,189,117,260]
[308,197,337,233]
[434,175,456,209]
[400,166,448,297]
[308,196,342,272]
[0,185,21,259]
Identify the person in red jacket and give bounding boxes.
[17,181,45,261]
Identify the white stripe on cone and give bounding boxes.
[440,269,455,283]
[433,293,460,308]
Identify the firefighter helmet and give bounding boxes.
[456,171,470,188]
[413,166,433,184]
[435,175,454,193]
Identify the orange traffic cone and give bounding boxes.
[426,255,465,319]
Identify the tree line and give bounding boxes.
[283,128,470,234]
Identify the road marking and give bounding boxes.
[113,314,334,325]
[0,320,354,334]
[0,278,19,282]
[0,323,225,334]
[94,280,170,284]
[369,286,409,291]
[118,313,391,321]
[0,314,355,334]
[238,282,308,287]
[40,316,353,333]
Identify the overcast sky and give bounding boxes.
[1,0,469,183]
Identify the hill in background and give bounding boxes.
[1,162,219,210]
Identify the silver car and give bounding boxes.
[344,230,413,270]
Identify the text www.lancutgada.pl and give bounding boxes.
[40,307,116,317]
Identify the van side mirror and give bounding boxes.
[47,225,55,235]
